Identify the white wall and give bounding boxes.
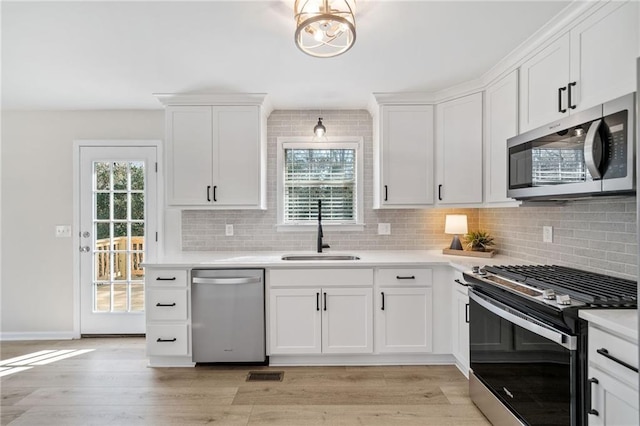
[1,110,163,337]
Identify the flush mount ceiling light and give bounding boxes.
[294,0,356,58]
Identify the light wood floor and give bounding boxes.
[1,337,490,425]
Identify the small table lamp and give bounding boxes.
[445,214,468,250]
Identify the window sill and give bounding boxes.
[276,223,366,233]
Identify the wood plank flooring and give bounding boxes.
[1,337,490,425]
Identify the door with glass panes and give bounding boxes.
[79,145,157,334]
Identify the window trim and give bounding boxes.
[276,136,364,232]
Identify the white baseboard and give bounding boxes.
[0,331,79,341]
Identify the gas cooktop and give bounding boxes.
[469,265,637,309]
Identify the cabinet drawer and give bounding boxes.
[589,326,638,386]
[376,268,432,286]
[269,268,373,287]
[146,269,188,287]
[146,324,189,356]
[146,289,188,321]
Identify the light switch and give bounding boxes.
[225,224,234,236]
[378,223,391,235]
[56,225,72,238]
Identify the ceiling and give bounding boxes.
[2,0,571,111]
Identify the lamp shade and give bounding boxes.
[445,215,468,235]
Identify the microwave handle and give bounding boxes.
[584,119,603,180]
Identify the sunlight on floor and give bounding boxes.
[0,349,95,377]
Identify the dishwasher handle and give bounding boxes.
[192,277,261,285]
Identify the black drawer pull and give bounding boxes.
[588,377,599,416]
[454,279,470,287]
[156,277,176,281]
[596,348,639,372]
[568,81,577,109]
[156,302,176,307]
[381,292,385,311]
[438,184,443,201]
[156,338,177,343]
[323,292,327,311]
[213,185,218,202]
[396,275,415,280]
[316,292,320,311]
[207,185,211,202]
[465,303,469,323]
[384,185,388,202]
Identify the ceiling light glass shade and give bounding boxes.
[312,117,328,141]
[294,0,356,58]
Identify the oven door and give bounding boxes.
[469,290,581,426]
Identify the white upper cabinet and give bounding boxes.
[520,1,638,132]
[160,94,268,209]
[436,92,483,205]
[372,103,435,208]
[484,70,519,205]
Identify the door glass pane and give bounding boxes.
[92,160,146,313]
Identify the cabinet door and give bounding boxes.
[519,33,570,132]
[451,287,469,373]
[322,287,373,354]
[484,71,519,205]
[166,106,213,205]
[375,287,432,353]
[588,366,639,426]
[213,106,263,207]
[378,105,434,208]
[570,0,638,113]
[269,288,321,354]
[436,92,483,204]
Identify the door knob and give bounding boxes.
[81,231,90,238]
[80,246,91,252]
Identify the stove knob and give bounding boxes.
[472,266,480,273]
[543,289,556,300]
[556,294,571,305]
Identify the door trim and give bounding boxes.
[72,140,163,338]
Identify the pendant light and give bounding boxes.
[313,117,328,142]
[294,0,356,58]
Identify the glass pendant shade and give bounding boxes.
[294,0,356,58]
[313,117,327,141]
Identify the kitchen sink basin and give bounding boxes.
[281,254,360,261]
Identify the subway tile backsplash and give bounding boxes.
[181,110,637,280]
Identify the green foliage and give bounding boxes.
[464,230,495,251]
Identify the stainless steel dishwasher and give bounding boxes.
[191,269,266,364]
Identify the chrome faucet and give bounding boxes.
[317,200,330,253]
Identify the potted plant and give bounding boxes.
[464,230,495,252]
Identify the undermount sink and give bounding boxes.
[281,254,360,261]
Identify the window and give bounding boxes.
[277,137,364,230]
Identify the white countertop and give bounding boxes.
[579,309,638,342]
[143,249,521,271]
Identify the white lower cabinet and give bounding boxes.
[584,318,639,425]
[374,268,434,354]
[269,287,373,355]
[144,268,192,365]
[451,275,470,375]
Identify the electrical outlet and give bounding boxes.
[378,223,391,235]
[543,226,553,243]
[55,225,72,238]
[225,224,234,236]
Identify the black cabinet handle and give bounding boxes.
[156,277,176,281]
[381,292,385,311]
[438,184,443,201]
[396,275,415,280]
[323,292,327,311]
[465,303,469,323]
[156,338,177,343]
[207,185,211,202]
[316,292,320,311]
[213,185,217,202]
[597,348,639,372]
[587,377,599,416]
[454,279,470,287]
[384,185,388,202]
[155,302,176,307]
[558,86,567,113]
[568,82,577,110]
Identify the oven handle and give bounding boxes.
[469,291,577,351]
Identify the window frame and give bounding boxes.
[276,136,364,232]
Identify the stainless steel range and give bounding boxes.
[463,265,637,426]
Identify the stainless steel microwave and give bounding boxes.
[507,93,635,200]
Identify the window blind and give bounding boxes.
[284,148,356,223]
